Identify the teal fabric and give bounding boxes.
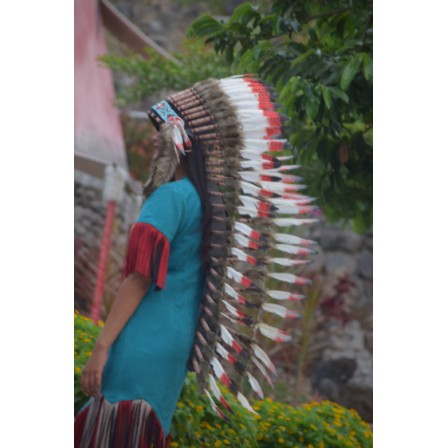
[101,178,204,435]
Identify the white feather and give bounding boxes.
[270,257,310,267]
[239,195,261,208]
[269,197,305,206]
[240,160,270,170]
[257,322,292,343]
[205,389,217,408]
[243,139,288,152]
[220,324,235,347]
[241,149,269,159]
[224,283,238,300]
[274,233,317,246]
[234,232,258,250]
[278,164,301,172]
[262,303,300,319]
[274,244,300,255]
[267,290,305,301]
[239,181,261,198]
[268,272,298,283]
[237,392,258,414]
[222,300,239,317]
[260,181,306,192]
[215,342,229,360]
[240,171,285,183]
[209,374,223,400]
[227,266,243,283]
[231,247,248,262]
[234,221,257,238]
[247,372,264,399]
[274,205,312,215]
[277,244,316,255]
[282,192,315,202]
[252,358,274,387]
[238,118,272,129]
[204,389,227,420]
[274,218,318,227]
[239,127,269,141]
[224,283,248,306]
[239,172,262,184]
[251,343,277,374]
[210,357,226,378]
[237,206,258,218]
[268,272,312,285]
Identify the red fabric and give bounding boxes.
[123,223,170,289]
[114,400,133,447]
[74,398,170,448]
[74,404,89,447]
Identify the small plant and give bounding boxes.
[189,1,373,231]
[74,313,372,447]
[171,376,373,447]
[254,398,372,448]
[74,310,103,414]
[170,373,259,447]
[100,38,233,107]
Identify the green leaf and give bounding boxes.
[321,86,332,110]
[188,15,223,38]
[253,40,272,59]
[362,53,373,81]
[305,98,319,120]
[328,86,349,103]
[102,0,373,229]
[273,15,282,35]
[352,211,368,233]
[340,55,362,90]
[236,48,257,73]
[291,50,314,67]
[228,2,259,24]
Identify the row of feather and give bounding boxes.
[171,75,318,419]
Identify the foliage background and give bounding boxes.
[189,0,373,232]
[75,0,373,439]
[94,0,374,424]
[104,0,372,232]
[74,312,373,447]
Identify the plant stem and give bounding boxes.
[295,278,322,402]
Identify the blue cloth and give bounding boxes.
[101,178,204,435]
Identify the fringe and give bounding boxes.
[123,223,170,290]
[74,395,171,448]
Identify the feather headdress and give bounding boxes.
[147,75,317,418]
